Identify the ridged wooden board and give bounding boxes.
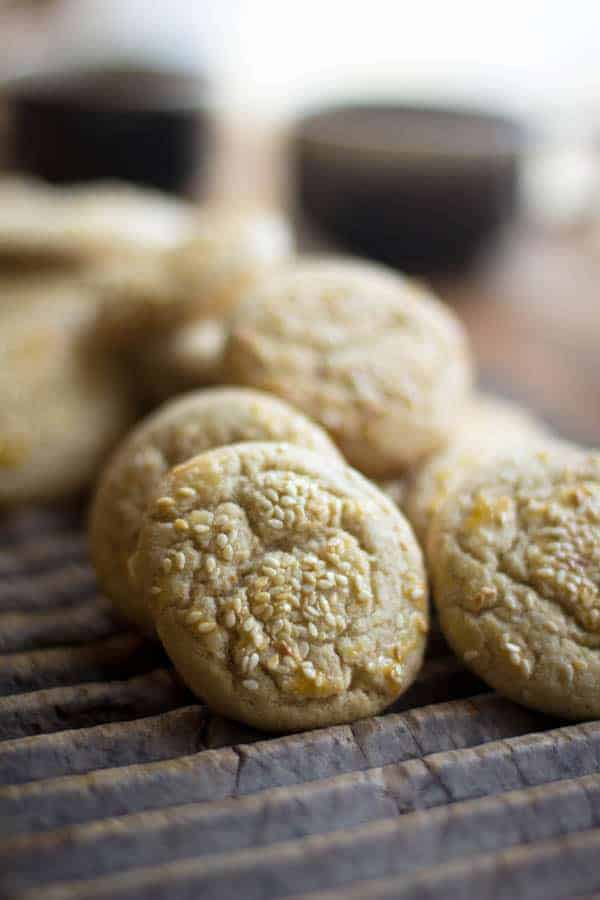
[0,505,599,900]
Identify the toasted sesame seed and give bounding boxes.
[174,518,189,533]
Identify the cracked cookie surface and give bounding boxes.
[429,450,600,719]
[90,389,342,633]
[223,257,473,478]
[405,393,549,544]
[133,442,428,731]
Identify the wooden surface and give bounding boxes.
[0,128,599,899]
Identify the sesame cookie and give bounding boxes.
[133,442,428,731]
[89,389,343,633]
[0,177,194,263]
[223,257,473,478]
[429,450,600,719]
[133,318,225,401]
[94,209,293,342]
[405,394,549,544]
[0,273,135,504]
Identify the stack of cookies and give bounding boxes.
[2,176,598,730]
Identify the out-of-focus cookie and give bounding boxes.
[0,177,194,264]
[223,257,473,478]
[89,388,343,633]
[429,449,600,720]
[133,441,428,731]
[94,208,293,342]
[0,273,135,504]
[133,318,225,401]
[405,393,549,544]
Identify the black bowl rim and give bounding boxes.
[295,101,526,168]
[2,61,209,113]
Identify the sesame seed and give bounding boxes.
[161,558,173,573]
[176,486,196,499]
[150,586,161,596]
[242,679,259,691]
[266,654,280,671]
[224,610,236,628]
[308,622,319,638]
[175,551,186,571]
[243,617,256,632]
[156,496,175,511]
[196,621,216,634]
[193,524,210,534]
[302,661,316,679]
[216,533,228,548]
[174,518,189,533]
[222,545,234,562]
[205,555,217,574]
[248,652,260,671]
[186,611,205,623]
[269,519,284,530]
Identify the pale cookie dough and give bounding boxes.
[0,273,135,504]
[134,318,225,401]
[429,450,600,720]
[223,257,473,478]
[0,177,194,263]
[94,209,293,342]
[90,389,343,634]
[133,442,428,731]
[405,394,549,544]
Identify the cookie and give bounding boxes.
[0,177,194,264]
[0,272,135,504]
[133,318,225,401]
[94,208,293,342]
[405,394,549,544]
[89,388,343,633]
[132,442,428,731]
[428,449,600,719]
[223,257,473,478]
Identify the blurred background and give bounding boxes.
[0,0,599,441]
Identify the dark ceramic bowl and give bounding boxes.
[293,103,524,272]
[6,64,211,196]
